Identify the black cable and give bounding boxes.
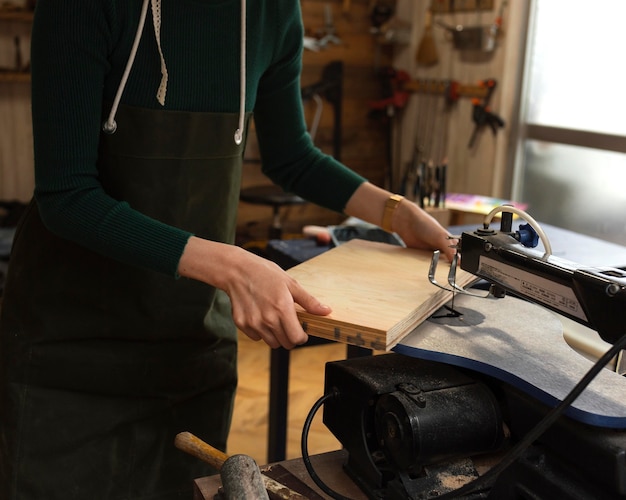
[300,334,626,499]
[300,389,352,500]
[436,331,626,499]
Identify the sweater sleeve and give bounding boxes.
[252,0,366,214]
[30,0,191,277]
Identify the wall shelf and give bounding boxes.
[0,71,30,83]
[0,8,34,22]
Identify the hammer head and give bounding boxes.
[220,454,269,500]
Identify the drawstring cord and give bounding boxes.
[234,0,246,145]
[103,0,246,146]
[151,0,169,106]
[102,0,150,134]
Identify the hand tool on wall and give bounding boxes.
[467,78,504,148]
[369,0,394,29]
[432,80,458,208]
[489,0,508,46]
[304,3,342,52]
[403,78,489,99]
[14,36,22,71]
[416,2,439,66]
[175,432,309,500]
[369,67,411,191]
[369,1,396,70]
[318,4,342,49]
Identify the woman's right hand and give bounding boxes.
[177,236,331,349]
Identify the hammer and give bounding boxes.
[174,432,309,500]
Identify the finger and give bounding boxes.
[252,322,303,351]
[289,281,332,316]
[263,300,307,350]
[277,312,308,350]
[232,308,282,349]
[250,308,303,351]
[242,329,263,342]
[440,244,457,262]
[256,328,282,350]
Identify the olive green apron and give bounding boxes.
[0,104,250,499]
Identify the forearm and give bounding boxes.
[344,182,456,260]
[343,182,391,228]
[177,236,244,288]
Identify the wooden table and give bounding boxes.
[193,450,368,500]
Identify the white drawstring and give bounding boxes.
[150,0,168,106]
[234,0,246,145]
[103,0,246,147]
[102,0,150,134]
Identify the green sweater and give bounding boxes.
[30,0,366,276]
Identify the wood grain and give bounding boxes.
[287,239,475,350]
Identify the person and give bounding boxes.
[0,0,456,498]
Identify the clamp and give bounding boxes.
[468,78,505,148]
[368,67,411,116]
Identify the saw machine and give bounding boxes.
[302,206,626,499]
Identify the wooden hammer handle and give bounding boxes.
[175,431,310,499]
[174,431,229,471]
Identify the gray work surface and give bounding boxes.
[396,294,626,429]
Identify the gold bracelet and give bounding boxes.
[381,194,404,233]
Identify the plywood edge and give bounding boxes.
[297,310,389,351]
[289,240,478,350]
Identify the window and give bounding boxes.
[513,0,626,246]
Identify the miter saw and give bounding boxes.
[302,206,626,500]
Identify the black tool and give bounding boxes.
[467,78,505,148]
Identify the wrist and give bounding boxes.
[178,236,239,287]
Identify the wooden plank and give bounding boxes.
[287,239,474,350]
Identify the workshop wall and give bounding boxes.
[392,0,528,202]
[0,1,530,239]
[238,0,395,242]
[0,1,395,243]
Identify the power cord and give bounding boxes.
[302,206,623,498]
[300,389,352,500]
[436,331,626,499]
[300,334,626,499]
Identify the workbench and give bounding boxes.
[193,449,367,500]
[202,220,626,499]
[262,222,626,463]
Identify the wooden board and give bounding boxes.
[287,239,475,350]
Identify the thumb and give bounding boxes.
[291,283,332,316]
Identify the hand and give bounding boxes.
[222,248,332,349]
[393,200,457,262]
[178,237,331,349]
[344,182,456,261]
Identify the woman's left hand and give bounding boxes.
[344,182,457,261]
[392,199,457,261]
